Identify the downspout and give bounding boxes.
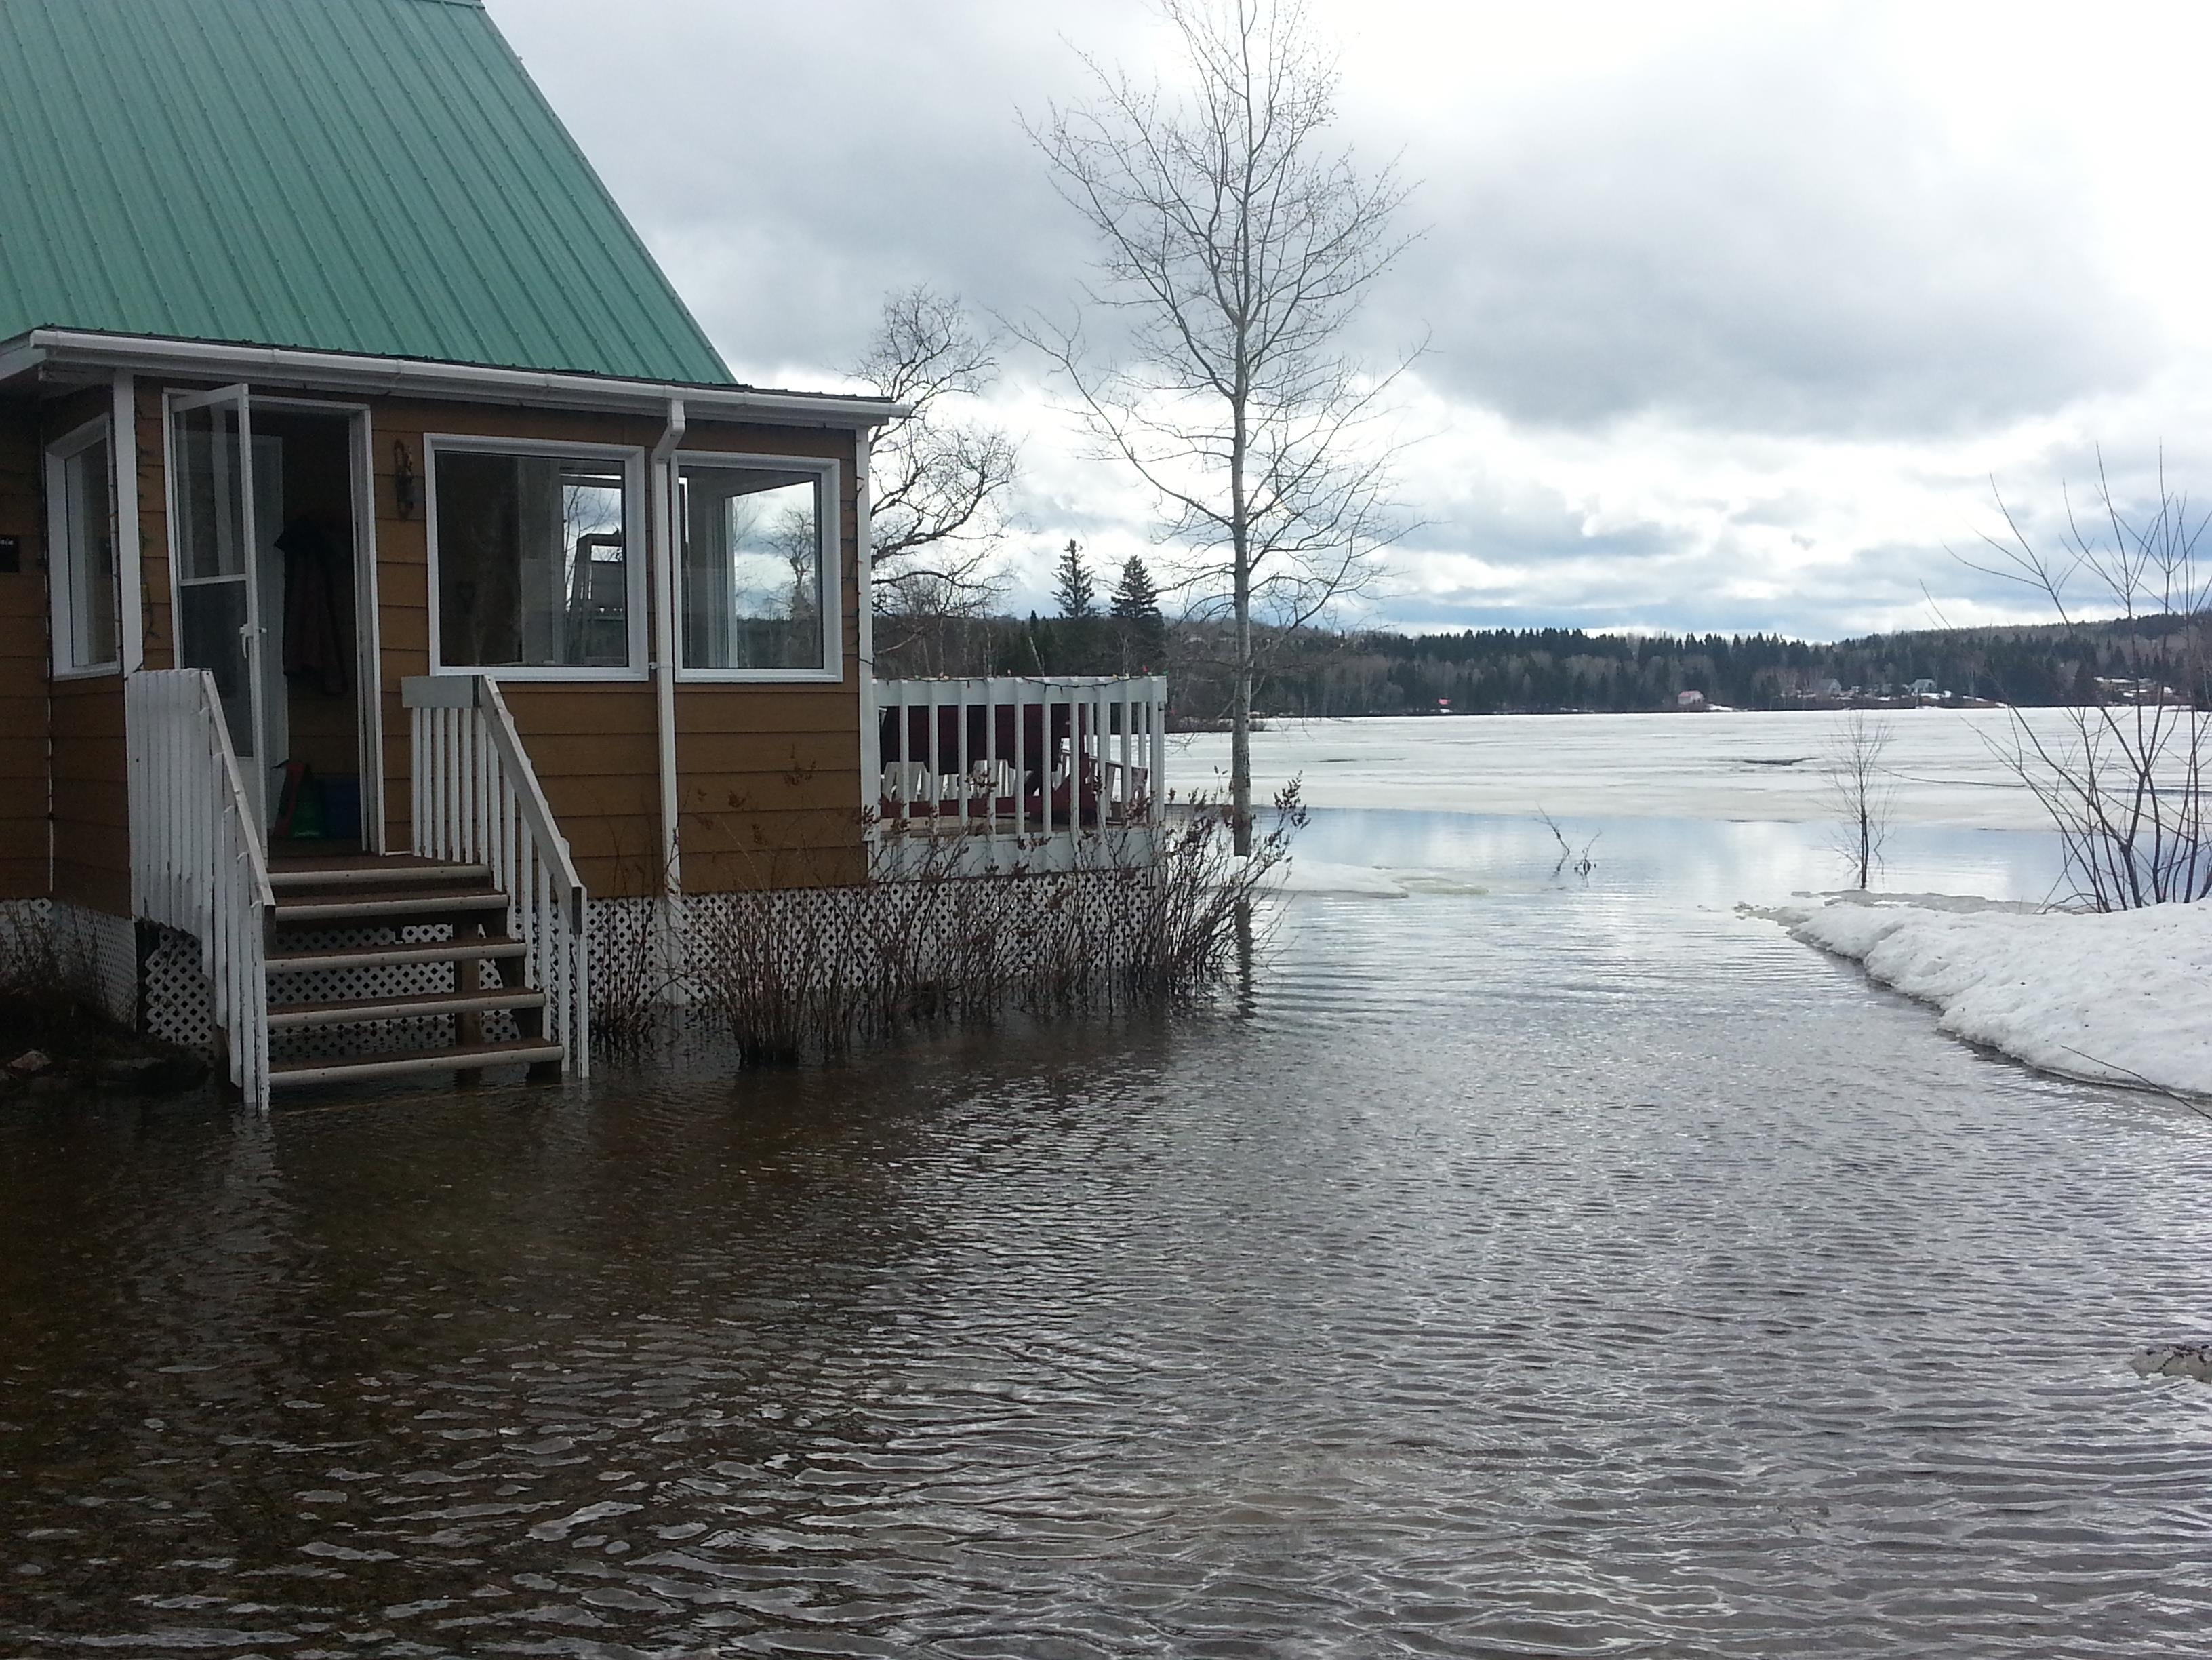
[855,429,879,865]
[111,372,143,675]
[649,399,686,988]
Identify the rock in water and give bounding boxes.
[2131,1343,2212,1381]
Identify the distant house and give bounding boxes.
[1677,690,1708,711]
[1909,678,1939,700]
[0,0,1163,1102]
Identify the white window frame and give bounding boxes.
[424,433,649,681]
[45,414,121,679]
[673,450,842,685]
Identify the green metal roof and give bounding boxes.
[0,0,734,384]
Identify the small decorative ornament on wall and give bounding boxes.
[392,440,418,519]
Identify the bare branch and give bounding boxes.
[854,285,1020,662]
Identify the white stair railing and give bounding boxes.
[126,669,274,1106]
[403,675,590,1076]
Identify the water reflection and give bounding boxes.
[1294,805,2068,907]
[1,817,2207,1657]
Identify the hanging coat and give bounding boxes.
[275,518,348,696]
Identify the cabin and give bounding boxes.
[0,0,1165,1103]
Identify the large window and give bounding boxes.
[46,419,119,675]
[678,458,837,677]
[431,441,640,674]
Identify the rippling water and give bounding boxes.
[6,794,2212,1654]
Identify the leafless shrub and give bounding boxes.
[0,907,112,1052]
[589,896,675,1056]
[1536,808,1598,879]
[677,783,1306,1067]
[1960,456,2212,910]
[688,888,856,1069]
[1822,712,1895,890]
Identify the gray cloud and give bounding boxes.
[487,1,2198,644]
[491,0,1131,380]
[1388,26,2156,438]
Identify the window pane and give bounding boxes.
[679,465,824,671]
[60,435,118,669]
[172,404,246,581]
[435,449,630,669]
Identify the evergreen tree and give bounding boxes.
[1109,555,1162,621]
[1053,539,1097,619]
[1110,555,1168,671]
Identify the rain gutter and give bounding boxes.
[20,330,905,427]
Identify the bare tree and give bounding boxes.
[1960,456,2212,910]
[1025,0,1417,851]
[1822,712,1894,890]
[854,285,1019,670]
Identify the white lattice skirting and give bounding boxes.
[125,865,1163,1065]
[587,866,1164,1025]
[140,919,526,1065]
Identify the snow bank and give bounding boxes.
[1765,892,2212,1096]
[1245,855,1409,898]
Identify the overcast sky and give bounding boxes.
[491,0,2212,641]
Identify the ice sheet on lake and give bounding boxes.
[1765,891,2212,1097]
[1245,855,1411,897]
[1178,709,2094,831]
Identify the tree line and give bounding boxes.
[1204,616,2209,718]
[882,602,2209,723]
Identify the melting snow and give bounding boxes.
[1763,892,2212,1097]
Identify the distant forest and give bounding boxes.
[887,611,2209,723]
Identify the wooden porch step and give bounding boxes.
[268,859,491,892]
[272,888,510,925]
[267,935,529,975]
[268,1038,565,1090]
[268,987,548,1031]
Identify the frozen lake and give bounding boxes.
[1178,706,2076,833]
[5,712,2209,1657]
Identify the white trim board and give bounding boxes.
[45,411,123,680]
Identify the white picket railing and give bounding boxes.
[875,675,1169,842]
[126,669,274,1106]
[403,675,590,1077]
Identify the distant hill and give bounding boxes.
[879,611,2209,722]
[1218,617,2202,718]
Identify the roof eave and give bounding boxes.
[16,330,907,427]
[0,338,47,390]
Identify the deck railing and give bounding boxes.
[403,675,590,1076]
[126,669,274,1105]
[874,675,1168,845]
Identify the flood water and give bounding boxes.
[7,715,2212,1656]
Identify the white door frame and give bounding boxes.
[249,396,386,852]
[162,383,272,829]
[163,389,386,850]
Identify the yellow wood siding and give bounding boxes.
[116,387,868,903]
[0,400,52,900]
[47,386,129,914]
[367,400,866,897]
[50,674,127,913]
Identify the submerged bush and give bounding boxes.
[0,909,111,1056]
[599,785,1304,1067]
